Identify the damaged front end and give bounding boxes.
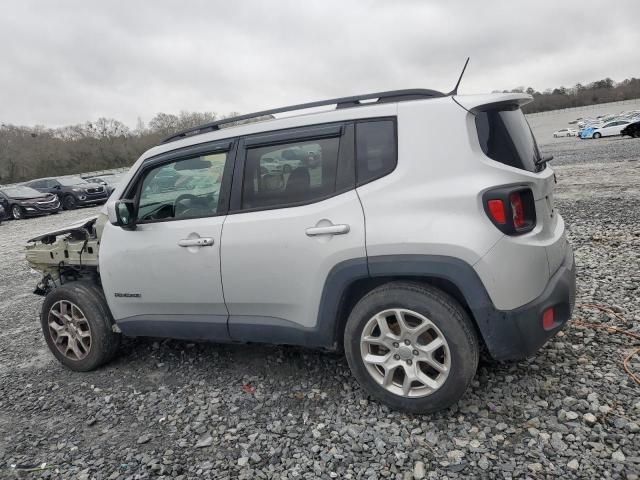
[25,214,108,296]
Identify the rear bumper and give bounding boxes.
[482,245,576,361]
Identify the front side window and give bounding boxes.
[136,152,228,222]
[242,137,339,209]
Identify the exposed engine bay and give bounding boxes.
[25,214,107,295]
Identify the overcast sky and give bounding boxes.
[2,1,639,128]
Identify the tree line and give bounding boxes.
[0,111,245,184]
[504,77,640,114]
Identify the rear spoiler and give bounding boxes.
[453,93,533,114]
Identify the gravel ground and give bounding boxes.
[1,136,639,479]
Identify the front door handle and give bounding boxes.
[305,224,350,236]
[178,237,214,247]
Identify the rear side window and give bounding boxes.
[475,109,542,172]
[356,120,396,185]
[242,137,340,210]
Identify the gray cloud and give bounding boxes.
[1,0,638,127]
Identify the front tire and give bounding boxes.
[63,195,77,210]
[593,132,602,139]
[344,281,479,414]
[11,204,23,220]
[41,282,121,371]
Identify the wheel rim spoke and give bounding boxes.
[374,314,395,338]
[382,365,397,387]
[363,353,390,366]
[421,356,448,374]
[401,371,413,396]
[419,336,444,354]
[360,308,451,398]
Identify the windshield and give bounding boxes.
[102,174,123,185]
[2,186,43,197]
[58,177,88,186]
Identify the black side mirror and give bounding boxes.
[54,185,61,190]
[115,200,136,229]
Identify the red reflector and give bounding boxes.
[542,307,555,330]
[510,192,526,229]
[487,199,506,224]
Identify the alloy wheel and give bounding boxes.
[360,308,451,398]
[64,196,77,209]
[12,205,22,219]
[48,300,92,361]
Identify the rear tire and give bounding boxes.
[344,281,479,414]
[63,195,77,210]
[40,282,121,372]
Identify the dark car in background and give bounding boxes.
[0,186,61,220]
[0,203,6,224]
[24,176,108,210]
[621,121,640,138]
[83,173,125,196]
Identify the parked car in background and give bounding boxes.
[25,177,108,210]
[84,174,125,196]
[0,193,8,222]
[581,120,631,139]
[553,128,577,138]
[260,157,282,174]
[621,121,640,138]
[0,186,61,219]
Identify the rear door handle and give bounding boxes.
[305,224,350,236]
[178,237,214,247]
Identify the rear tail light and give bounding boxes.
[487,199,506,224]
[483,186,536,235]
[510,192,526,229]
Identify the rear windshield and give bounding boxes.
[475,109,543,172]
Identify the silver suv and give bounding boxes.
[25,89,576,413]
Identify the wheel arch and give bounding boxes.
[319,255,497,353]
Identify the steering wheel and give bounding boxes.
[174,193,201,218]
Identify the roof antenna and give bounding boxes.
[448,57,470,96]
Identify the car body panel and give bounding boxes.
[99,217,228,330]
[222,189,366,332]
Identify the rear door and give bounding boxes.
[100,140,236,340]
[221,123,366,346]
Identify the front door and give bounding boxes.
[100,141,235,340]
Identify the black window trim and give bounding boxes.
[245,124,344,148]
[354,117,398,187]
[228,121,352,214]
[121,139,238,225]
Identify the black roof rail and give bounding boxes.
[162,88,445,144]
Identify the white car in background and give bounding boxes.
[584,120,631,139]
[553,128,577,138]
